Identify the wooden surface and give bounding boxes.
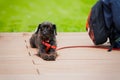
[0,32,120,80]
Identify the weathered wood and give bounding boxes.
[0,32,119,80]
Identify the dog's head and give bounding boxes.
[35,22,57,40]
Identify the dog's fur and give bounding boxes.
[30,22,57,61]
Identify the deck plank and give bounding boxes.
[0,32,120,80]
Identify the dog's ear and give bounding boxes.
[53,24,57,35]
[35,24,41,34]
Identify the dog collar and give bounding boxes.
[42,41,57,51]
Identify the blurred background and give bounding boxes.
[0,0,96,32]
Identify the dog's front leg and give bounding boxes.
[48,40,57,61]
[38,45,49,61]
[48,49,57,61]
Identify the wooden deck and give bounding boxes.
[0,32,120,80]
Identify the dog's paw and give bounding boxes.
[48,52,58,61]
[40,53,49,61]
[39,52,57,61]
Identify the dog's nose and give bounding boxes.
[43,30,47,35]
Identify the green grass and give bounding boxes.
[0,0,97,32]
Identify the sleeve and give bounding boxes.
[102,0,112,29]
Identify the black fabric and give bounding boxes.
[101,0,120,31]
[87,0,120,50]
[88,0,108,45]
[101,0,120,48]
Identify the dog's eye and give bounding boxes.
[41,27,44,30]
[45,26,50,30]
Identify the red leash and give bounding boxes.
[42,41,120,51]
[42,41,57,51]
[57,45,120,51]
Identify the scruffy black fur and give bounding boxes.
[30,22,57,61]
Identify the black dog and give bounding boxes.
[30,22,57,61]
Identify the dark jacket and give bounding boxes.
[101,0,120,39]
